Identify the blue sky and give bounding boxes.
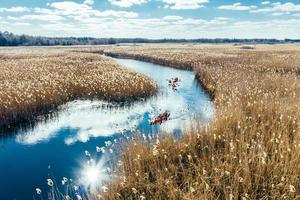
[0,0,300,38]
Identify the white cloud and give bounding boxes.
[108,0,148,7]
[261,1,270,5]
[8,14,65,22]
[214,17,229,21]
[31,1,139,20]
[163,15,184,20]
[162,0,208,10]
[218,3,257,11]
[251,2,300,14]
[228,19,300,38]
[96,10,138,17]
[83,0,95,5]
[49,1,92,14]
[1,1,139,34]
[14,22,32,26]
[272,12,285,16]
[2,14,300,39]
[0,6,30,13]
[1,0,300,39]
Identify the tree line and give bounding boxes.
[0,31,299,46]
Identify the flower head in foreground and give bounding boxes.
[35,188,42,195]
[85,150,91,157]
[76,194,82,200]
[102,185,108,193]
[65,195,71,200]
[290,184,296,193]
[47,179,54,187]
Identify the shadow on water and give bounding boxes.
[0,58,214,200]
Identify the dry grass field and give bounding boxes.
[0,47,156,130]
[99,45,300,199]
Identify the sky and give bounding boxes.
[0,0,300,39]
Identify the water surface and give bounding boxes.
[0,58,214,199]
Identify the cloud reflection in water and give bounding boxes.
[16,58,214,145]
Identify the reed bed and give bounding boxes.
[0,47,156,131]
[99,45,300,199]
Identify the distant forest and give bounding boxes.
[0,31,299,46]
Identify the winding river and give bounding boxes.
[0,57,214,200]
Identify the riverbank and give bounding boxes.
[104,45,300,103]
[0,47,157,132]
[100,45,300,199]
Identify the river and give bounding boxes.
[0,57,214,199]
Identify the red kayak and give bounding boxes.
[150,112,171,125]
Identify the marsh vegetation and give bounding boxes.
[99,45,300,199]
[0,47,156,131]
[1,45,300,200]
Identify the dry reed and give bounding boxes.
[99,44,300,199]
[0,47,156,130]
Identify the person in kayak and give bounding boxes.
[167,77,181,91]
[150,111,171,125]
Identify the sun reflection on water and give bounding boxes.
[78,156,109,192]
